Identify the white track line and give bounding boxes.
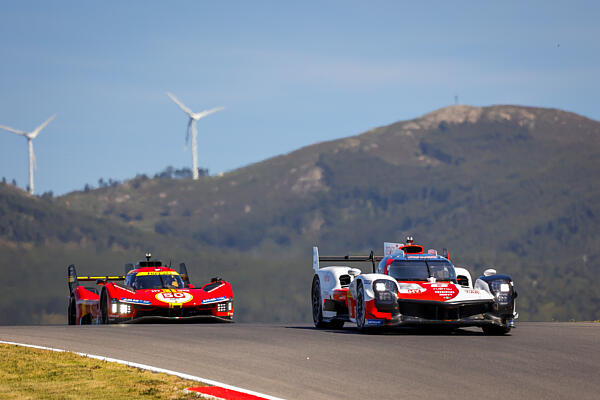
[0,340,284,400]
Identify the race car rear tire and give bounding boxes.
[312,277,345,330]
[482,324,511,335]
[68,296,76,325]
[100,289,109,324]
[312,276,328,328]
[355,281,367,331]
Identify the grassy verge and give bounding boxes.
[0,344,204,399]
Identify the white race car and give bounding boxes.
[311,238,518,334]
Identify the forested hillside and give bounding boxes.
[1,105,598,323]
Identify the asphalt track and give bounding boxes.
[0,322,598,400]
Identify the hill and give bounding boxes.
[1,104,598,323]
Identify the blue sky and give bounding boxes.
[1,1,598,195]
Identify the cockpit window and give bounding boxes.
[388,260,456,282]
[131,274,184,289]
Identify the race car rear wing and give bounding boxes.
[313,247,383,274]
[68,264,124,292]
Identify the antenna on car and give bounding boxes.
[369,250,376,273]
[145,252,152,262]
[406,236,414,244]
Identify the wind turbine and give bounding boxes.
[0,115,56,194]
[167,92,224,180]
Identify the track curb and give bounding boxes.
[0,340,284,400]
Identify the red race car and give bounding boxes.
[67,253,234,324]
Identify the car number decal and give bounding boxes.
[155,291,193,304]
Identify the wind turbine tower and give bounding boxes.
[167,93,224,180]
[0,115,56,194]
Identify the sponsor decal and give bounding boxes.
[201,296,228,305]
[366,319,383,326]
[155,291,193,304]
[137,271,180,276]
[120,298,152,305]
[429,284,458,300]
[384,242,403,255]
[463,289,480,295]
[399,288,426,294]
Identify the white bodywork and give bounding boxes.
[314,266,356,319]
[313,244,517,329]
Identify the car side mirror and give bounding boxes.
[456,275,470,287]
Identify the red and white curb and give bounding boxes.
[0,340,284,400]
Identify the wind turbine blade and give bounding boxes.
[167,92,194,116]
[0,124,27,136]
[30,114,56,139]
[196,106,225,119]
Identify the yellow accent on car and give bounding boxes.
[136,271,180,276]
[78,276,125,281]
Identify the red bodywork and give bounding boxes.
[68,266,234,325]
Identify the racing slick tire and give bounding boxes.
[312,276,344,329]
[68,296,76,325]
[482,324,511,335]
[312,276,327,328]
[355,281,367,331]
[100,288,110,324]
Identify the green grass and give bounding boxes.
[0,344,204,399]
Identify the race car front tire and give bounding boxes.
[68,296,76,325]
[355,281,367,331]
[100,288,110,324]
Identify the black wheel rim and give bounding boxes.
[312,280,322,324]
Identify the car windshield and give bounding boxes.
[388,260,456,282]
[132,274,184,289]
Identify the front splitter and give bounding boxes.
[116,315,234,324]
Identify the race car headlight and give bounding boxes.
[490,280,511,304]
[374,280,397,292]
[373,280,398,302]
[217,301,232,313]
[119,303,131,314]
